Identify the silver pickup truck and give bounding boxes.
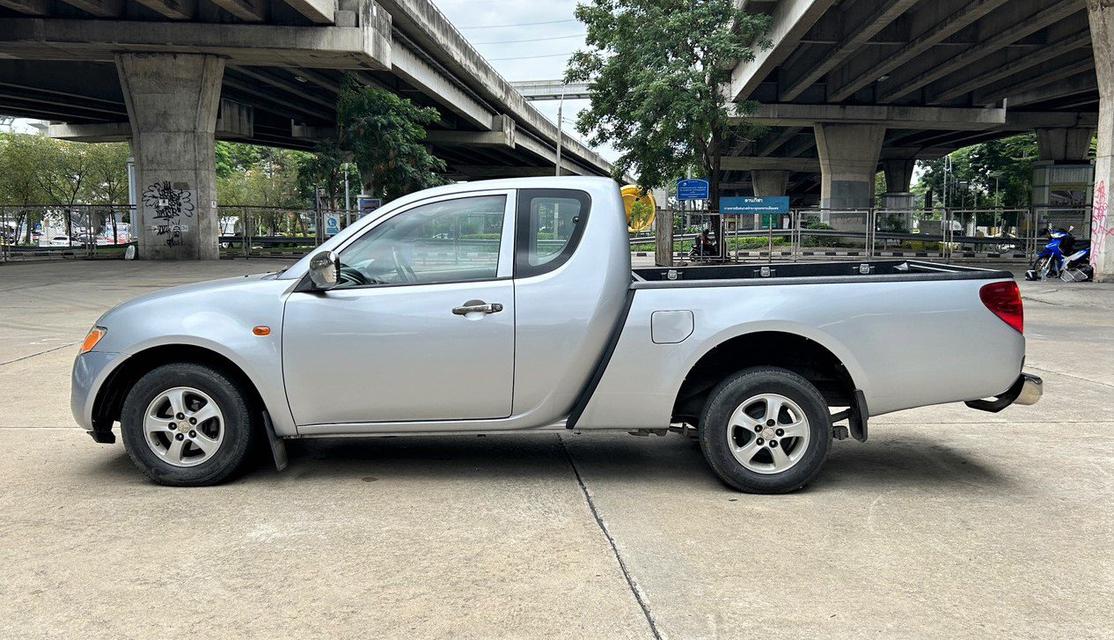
[71,177,1041,493]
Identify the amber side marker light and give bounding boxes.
[252,326,271,336]
[80,327,107,354]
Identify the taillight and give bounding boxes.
[979,281,1023,334]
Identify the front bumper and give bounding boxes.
[71,351,121,437]
[965,373,1042,413]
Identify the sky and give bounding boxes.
[432,0,618,162]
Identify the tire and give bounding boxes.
[120,362,256,486]
[699,367,832,494]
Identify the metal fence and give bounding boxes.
[0,204,355,262]
[1,204,135,262]
[1,203,1095,264]
[634,206,1094,264]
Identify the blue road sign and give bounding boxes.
[677,178,710,201]
[720,196,791,214]
[357,196,383,218]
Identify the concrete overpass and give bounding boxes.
[724,0,1104,213]
[721,0,1114,278]
[0,0,614,258]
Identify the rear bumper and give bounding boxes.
[965,373,1042,413]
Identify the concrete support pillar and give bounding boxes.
[814,123,886,210]
[882,158,915,195]
[1032,125,1096,242]
[1089,0,1114,280]
[749,170,790,230]
[879,158,916,231]
[117,53,224,259]
[1036,127,1094,162]
[750,170,789,196]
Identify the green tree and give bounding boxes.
[914,134,1040,221]
[217,146,310,236]
[35,138,93,238]
[295,138,360,211]
[84,142,131,242]
[336,76,446,201]
[215,142,263,179]
[565,0,771,215]
[0,133,49,242]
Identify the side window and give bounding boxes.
[338,195,506,287]
[515,189,591,277]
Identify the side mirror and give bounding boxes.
[307,250,340,291]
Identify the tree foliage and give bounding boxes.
[565,0,771,209]
[0,133,131,239]
[913,134,1040,212]
[336,76,446,201]
[0,133,48,206]
[295,138,360,210]
[215,142,263,179]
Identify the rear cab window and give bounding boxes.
[514,189,591,278]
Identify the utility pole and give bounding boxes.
[555,91,564,177]
[343,164,351,227]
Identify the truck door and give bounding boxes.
[282,191,517,425]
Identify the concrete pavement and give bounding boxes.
[0,259,1111,639]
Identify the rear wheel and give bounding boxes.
[120,363,256,486]
[699,367,831,494]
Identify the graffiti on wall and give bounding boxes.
[142,181,195,247]
[1092,180,1110,269]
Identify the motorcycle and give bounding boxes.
[1025,226,1092,282]
[689,234,719,260]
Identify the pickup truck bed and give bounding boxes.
[575,259,1028,435]
[633,259,1010,284]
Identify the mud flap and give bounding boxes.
[262,412,288,471]
[849,389,869,442]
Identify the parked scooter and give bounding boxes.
[1025,226,1092,281]
[689,229,719,260]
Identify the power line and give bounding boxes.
[472,32,584,45]
[458,18,579,29]
[487,52,575,61]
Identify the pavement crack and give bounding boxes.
[559,435,663,640]
[1026,364,1114,390]
[0,342,78,367]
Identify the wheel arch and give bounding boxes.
[672,330,861,425]
[92,344,269,434]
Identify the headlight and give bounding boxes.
[80,327,107,354]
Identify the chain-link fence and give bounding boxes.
[640,206,1093,264]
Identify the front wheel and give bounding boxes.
[120,363,256,486]
[699,367,832,494]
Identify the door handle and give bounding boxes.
[452,299,504,316]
